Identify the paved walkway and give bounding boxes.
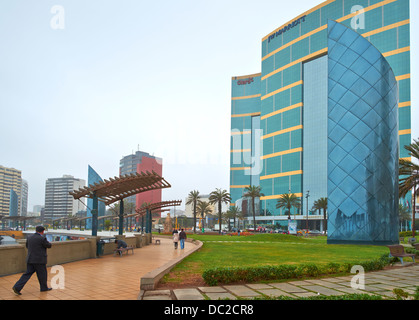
[141,263,419,300]
[0,238,195,300]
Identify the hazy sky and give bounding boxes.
[0,0,417,211]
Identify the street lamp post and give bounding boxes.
[306,190,310,231]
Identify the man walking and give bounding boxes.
[179,228,187,250]
[12,226,52,295]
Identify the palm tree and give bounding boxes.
[313,197,328,233]
[238,210,247,230]
[186,190,200,234]
[196,200,212,231]
[276,193,301,220]
[399,204,411,231]
[399,139,419,237]
[243,186,264,232]
[209,188,231,234]
[227,205,241,229]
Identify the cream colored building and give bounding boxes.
[0,165,22,216]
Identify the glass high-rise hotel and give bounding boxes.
[230,0,410,244]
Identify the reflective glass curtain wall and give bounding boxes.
[303,55,328,213]
[327,20,399,245]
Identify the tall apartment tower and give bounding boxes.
[0,165,22,216]
[20,179,28,217]
[119,150,163,212]
[44,175,86,222]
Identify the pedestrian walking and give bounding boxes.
[173,229,179,249]
[179,228,187,249]
[12,226,52,295]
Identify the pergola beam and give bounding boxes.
[69,171,171,236]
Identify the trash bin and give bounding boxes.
[97,240,105,257]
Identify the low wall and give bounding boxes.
[139,238,203,292]
[0,234,146,277]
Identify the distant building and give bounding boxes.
[20,179,28,217]
[44,175,86,222]
[119,150,163,215]
[33,205,44,215]
[0,165,22,216]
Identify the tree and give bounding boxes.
[226,205,241,229]
[313,197,328,233]
[186,190,200,234]
[399,204,411,231]
[276,193,301,220]
[243,186,264,232]
[196,200,212,231]
[209,188,231,234]
[399,139,419,237]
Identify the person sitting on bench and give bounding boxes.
[115,239,127,249]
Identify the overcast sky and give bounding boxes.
[0,0,417,211]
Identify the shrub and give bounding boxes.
[202,254,392,286]
[297,263,321,277]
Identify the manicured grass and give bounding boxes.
[160,234,389,285]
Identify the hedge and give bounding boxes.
[202,254,393,286]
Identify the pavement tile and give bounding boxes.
[269,283,308,293]
[289,280,313,286]
[292,291,318,298]
[246,284,274,290]
[258,289,294,298]
[173,288,205,300]
[224,285,261,297]
[300,285,345,296]
[321,278,344,283]
[143,295,173,300]
[205,292,237,300]
[144,289,171,297]
[198,286,227,293]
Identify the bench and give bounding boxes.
[387,245,416,265]
[114,246,135,257]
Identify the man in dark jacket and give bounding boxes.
[179,229,187,250]
[115,239,127,249]
[12,226,52,295]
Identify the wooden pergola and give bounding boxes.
[69,171,171,236]
[135,200,182,233]
[0,216,38,231]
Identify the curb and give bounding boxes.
[138,238,203,296]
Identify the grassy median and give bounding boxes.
[159,234,389,287]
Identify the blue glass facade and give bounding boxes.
[230,0,410,236]
[327,20,399,244]
[303,55,329,211]
[230,74,262,207]
[86,165,106,229]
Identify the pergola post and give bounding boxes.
[119,199,124,235]
[92,192,98,236]
[148,209,153,233]
[145,208,150,233]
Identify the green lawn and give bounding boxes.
[160,234,390,285]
